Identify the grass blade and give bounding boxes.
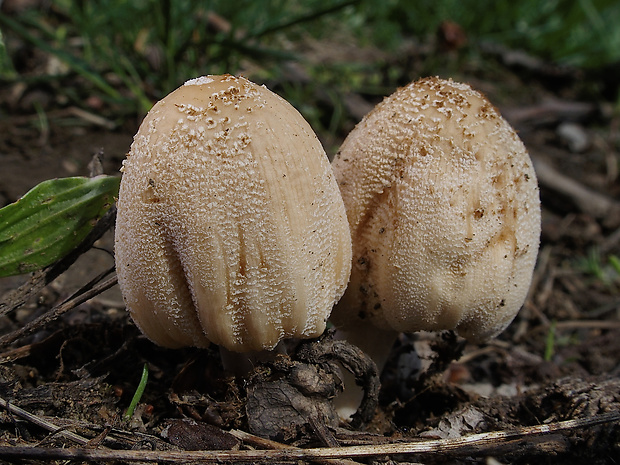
[124,363,149,421]
[0,13,124,102]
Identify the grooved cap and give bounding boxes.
[331,77,541,343]
[115,75,352,352]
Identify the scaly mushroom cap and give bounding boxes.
[115,75,352,352]
[331,77,540,343]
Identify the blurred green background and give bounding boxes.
[1,0,619,148]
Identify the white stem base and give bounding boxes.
[219,342,287,377]
[332,325,398,420]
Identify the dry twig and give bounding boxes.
[0,272,118,347]
[0,412,616,463]
[230,428,361,465]
[0,396,90,446]
[532,156,620,224]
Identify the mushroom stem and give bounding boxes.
[218,343,287,378]
[332,323,398,420]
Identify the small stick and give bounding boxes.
[309,415,340,448]
[532,156,620,224]
[553,320,620,330]
[0,396,90,446]
[230,428,361,465]
[0,412,616,463]
[0,274,118,347]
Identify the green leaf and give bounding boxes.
[0,176,120,277]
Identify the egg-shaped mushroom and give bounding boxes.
[114,75,352,353]
[331,75,540,360]
[330,76,541,419]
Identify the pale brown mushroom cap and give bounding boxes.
[331,77,541,343]
[114,75,352,352]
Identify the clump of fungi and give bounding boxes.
[114,75,541,430]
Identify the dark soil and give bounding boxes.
[1,36,620,465]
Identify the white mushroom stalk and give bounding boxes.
[114,75,352,364]
[330,77,541,418]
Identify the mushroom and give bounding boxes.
[330,76,541,416]
[114,75,352,361]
